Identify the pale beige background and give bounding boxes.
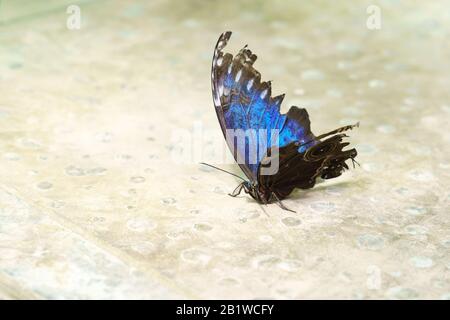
[0,0,449,299]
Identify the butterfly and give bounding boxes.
[207,31,358,211]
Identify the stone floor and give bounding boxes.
[0,0,449,299]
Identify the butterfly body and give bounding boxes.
[210,31,358,207]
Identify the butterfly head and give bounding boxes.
[242,181,272,204]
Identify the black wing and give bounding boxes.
[258,133,358,200]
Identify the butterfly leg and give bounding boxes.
[228,182,244,197]
[351,157,361,168]
[272,193,296,213]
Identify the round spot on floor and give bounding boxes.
[301,69,325,81]
[281,216,301,227]
[95,132,113,143]
[130,176,146,183]
[89,216,105,223]
[410,256,433,269]
[336,41,360,55]
[181,248,211,265]
[215,241,233,249]
[259,235,273,243]
[194,223,213,232]
[183,18,201,28]
[357,143,378,155]
[405,206,427,216]
[213,186,225,194]
[126,217,156,232]
[376,124,396,134]
[389,271,402,278]
[218,277,240,286]
[441,239,450,248]
[238,210,260,223]
[310,201,335,213]
[271,37,300,49]
[277,259,302,272]
[361,162,380,172]
[368,79,386,88]
[407,169,435,182]
[252,255,281,269]
[404,224,428,235]
[342,106,362,116]
[166,230,190,240]
[356,234,385,251]
[131,241,155,255]
[19,138,41,149]
[432,279,447,289]
[270,20,287,29]
[49,200,65,209]
[325,186,342,195]
[86,167,107,175]
[9,62,22,69]
[337,60,351,71]
[439,162,450,169]
[326,89,342,98]
[293,88,305,95]
[117,154,133,160]
[65,165,85,176]
[403,97,416,105]
[37,181,53,190]
[385,286,418,299]
[161,197,176,205]
[441,293,450,300]
[394,187,410,195]
[4,152,20,161]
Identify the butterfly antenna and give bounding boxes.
[200,162,246,181]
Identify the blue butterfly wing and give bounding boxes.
[211,31,317,181]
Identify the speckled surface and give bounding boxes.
[0,0,449,299]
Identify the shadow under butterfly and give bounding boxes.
[204,31,359,212]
